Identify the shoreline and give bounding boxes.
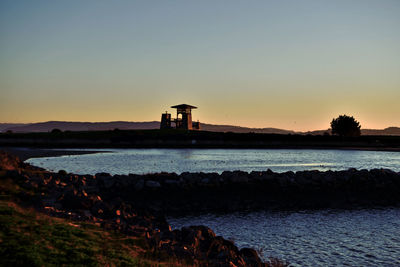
[0,150,276,266]
[2,149,400,265]
[0,147,107,161]
[0,146,399,163]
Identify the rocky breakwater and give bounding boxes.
[0,151,274,267]
[93,169,400,215]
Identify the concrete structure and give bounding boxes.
[160,104,200,130]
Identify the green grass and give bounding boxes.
[0,202,152,266]
[0,171,183,267]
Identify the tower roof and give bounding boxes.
[171,104,197,109]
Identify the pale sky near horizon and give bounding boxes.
[1,0,399,131]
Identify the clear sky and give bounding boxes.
[1,0,399,131]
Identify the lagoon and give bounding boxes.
[27,148,400,175]
[26,148,400,266]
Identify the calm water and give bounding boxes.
[26,148,400,175]
[27,148,400,266]
[168,208,400,267]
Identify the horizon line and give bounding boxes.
[1,120,399,133]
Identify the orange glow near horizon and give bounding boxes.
[0,105,397,132]
[1,1,399,131]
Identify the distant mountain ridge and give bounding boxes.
[0,123,26,132]
[201,123,297,134]
[2,121,400,136]
[3,121,160,133]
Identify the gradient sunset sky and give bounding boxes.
[1,0,399,131]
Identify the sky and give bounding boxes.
[0,0,399,131]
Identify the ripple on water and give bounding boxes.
[168,208,400,266]
[26,148,400,175]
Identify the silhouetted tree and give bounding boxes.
[330,115,361,137]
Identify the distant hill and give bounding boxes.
[2,121,160,133]
[200,123,296,134]
[361,127,400,136]
[305,127,400,136]
[1,121,399,136]
[0,123,26,132]
[2,121,295,134]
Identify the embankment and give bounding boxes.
[0,151,279,267]
[92,169,400,215]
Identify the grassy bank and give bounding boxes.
[0,203,148,266]
[0,171,181,267]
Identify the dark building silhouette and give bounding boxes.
[160,112,171,129]
[160,104,200,130]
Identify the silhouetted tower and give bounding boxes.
[160,104,200,130]
[171,104,197,130]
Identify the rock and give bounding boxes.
[146,180,161,188]
[259,171,274,181]
[91,201,113,218]
[221,171,233,179]
[207,236,239,264]
[58,170,67,176]
[0,151,21,170]
[249,171,263,181]
[118,175,135,187]
[83,185,100,194]
[58,188,93,210]
[230,171,249,183]
[164,179,180,185]
[134,179,144,190]
[95,172,111,177]
[98,175,115,189]
[240,247,263,266]
[103,177,115,188]
[201,178,210,184]
[181,172,201,184]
